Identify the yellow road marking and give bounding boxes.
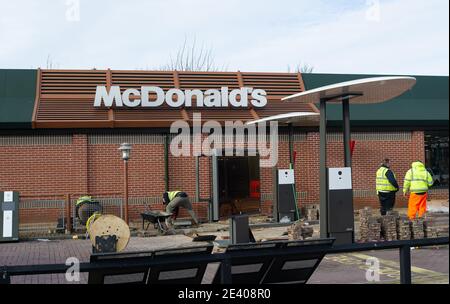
[349,253,446,277]
[323,253,449,284]
[325,254,401,279]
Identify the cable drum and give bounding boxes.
[77,201,103,225]
[88,215,130,252]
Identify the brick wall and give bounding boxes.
[260,131,430,212]
[0,130,447,224]
[0,136,76,196]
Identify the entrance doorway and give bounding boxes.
[216,155,260,218]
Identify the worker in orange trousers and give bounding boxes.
[403,161,434,220]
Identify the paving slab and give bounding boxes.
[1,217,448,284]
[309,247,449,284]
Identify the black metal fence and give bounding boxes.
[1,237,448,284]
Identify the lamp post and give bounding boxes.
[119,143,132,224]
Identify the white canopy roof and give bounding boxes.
[281,76,416,104]
[246,112,319,126]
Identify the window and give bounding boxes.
[425,131,449,188]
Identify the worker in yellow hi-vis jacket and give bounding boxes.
[403,161,434,220]
[375,158,399,215]
[163,191,199,227]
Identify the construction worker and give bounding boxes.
[376,158,399,215]
[403,160,434,220]
[163,191,199,227]
[75,196,102,225]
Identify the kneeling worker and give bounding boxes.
[163,191,199,227]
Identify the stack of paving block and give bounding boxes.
[367,217,382,242]
[287,221,314,240]
[386,210,400,218]
[358,207,371,242]
[423,218,439,238]
[411,218,425,239]
[359,207,371,219]
[359,207,381,242]
[423,220,439,238]
[423,212,448,238]
[397,217,412,240]
[380,214,398,241]
[358,207,371,241]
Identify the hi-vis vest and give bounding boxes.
[76,196,93,206]
[376,167,397,192]
[168,191,181,201]
[403,162,433,193]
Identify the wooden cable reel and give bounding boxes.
[87,214,130,252]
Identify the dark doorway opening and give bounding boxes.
[218,155,260,218]
[425,130,449,188]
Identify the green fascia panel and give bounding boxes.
[302,73,449,127]
[0,70,448,129]
[0,69,36,129]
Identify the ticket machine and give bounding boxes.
[1,191,19,242]
[275,169,297,222]
[327,168,354,245]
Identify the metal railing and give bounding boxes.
[1,237,448,284]
[69,193,123,232]
[17,193,208,236]
[18,193,122,237]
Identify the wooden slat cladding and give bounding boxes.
[241,72,303,99]
[40,70,107,98]
[186,109,254,121]
[111,70,175,90]
[254,100,315,117]
[37,100,109,120]
[178,72,240,90]
[36,70,109,124]
[111,71,182,124]
[34,69,315,129]
[114,108,184,120]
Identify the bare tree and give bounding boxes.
[45,54,60,69]
[46,54,53,69]
[287,63,315,73]
[159,37,226,72]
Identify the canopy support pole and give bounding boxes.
[319,98,328,238]
[343,98,352,167]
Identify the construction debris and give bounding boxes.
[305,205,319,221]
[287,221,314,240]
[307,209,318,221]
[301,204,319,221]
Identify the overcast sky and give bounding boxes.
[0,0,448,75]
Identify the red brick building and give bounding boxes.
[0,69,448,229]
